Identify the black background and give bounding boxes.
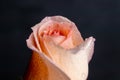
[0,0,120,80]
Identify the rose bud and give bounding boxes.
[24,16,95,80]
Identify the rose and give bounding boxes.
[24,16,95,80]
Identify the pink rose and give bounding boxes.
[24,16,95,80]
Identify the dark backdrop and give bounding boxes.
[0,0,120,80]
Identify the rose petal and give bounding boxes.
[79,37,95,61]
[24,51,49,80]
[50,35,66,44]
[31,25,42,52]
[26,33,39,52]
[43,35,95,80]
[26,36,70,80]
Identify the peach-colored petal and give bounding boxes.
[26,33,39,52]
[24,51,70,80]
[50,35,66,45]
[24,51,49,80]
[60,23,83,49]
[43,35,95,80]
[31,25,42,52]
[26,36,70,80]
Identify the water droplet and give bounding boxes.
[81,73,87,79]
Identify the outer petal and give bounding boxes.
[43,36,95,80]
[25,34,70,80]
[24,51,49,80]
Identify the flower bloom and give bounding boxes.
[24,16,95,80]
